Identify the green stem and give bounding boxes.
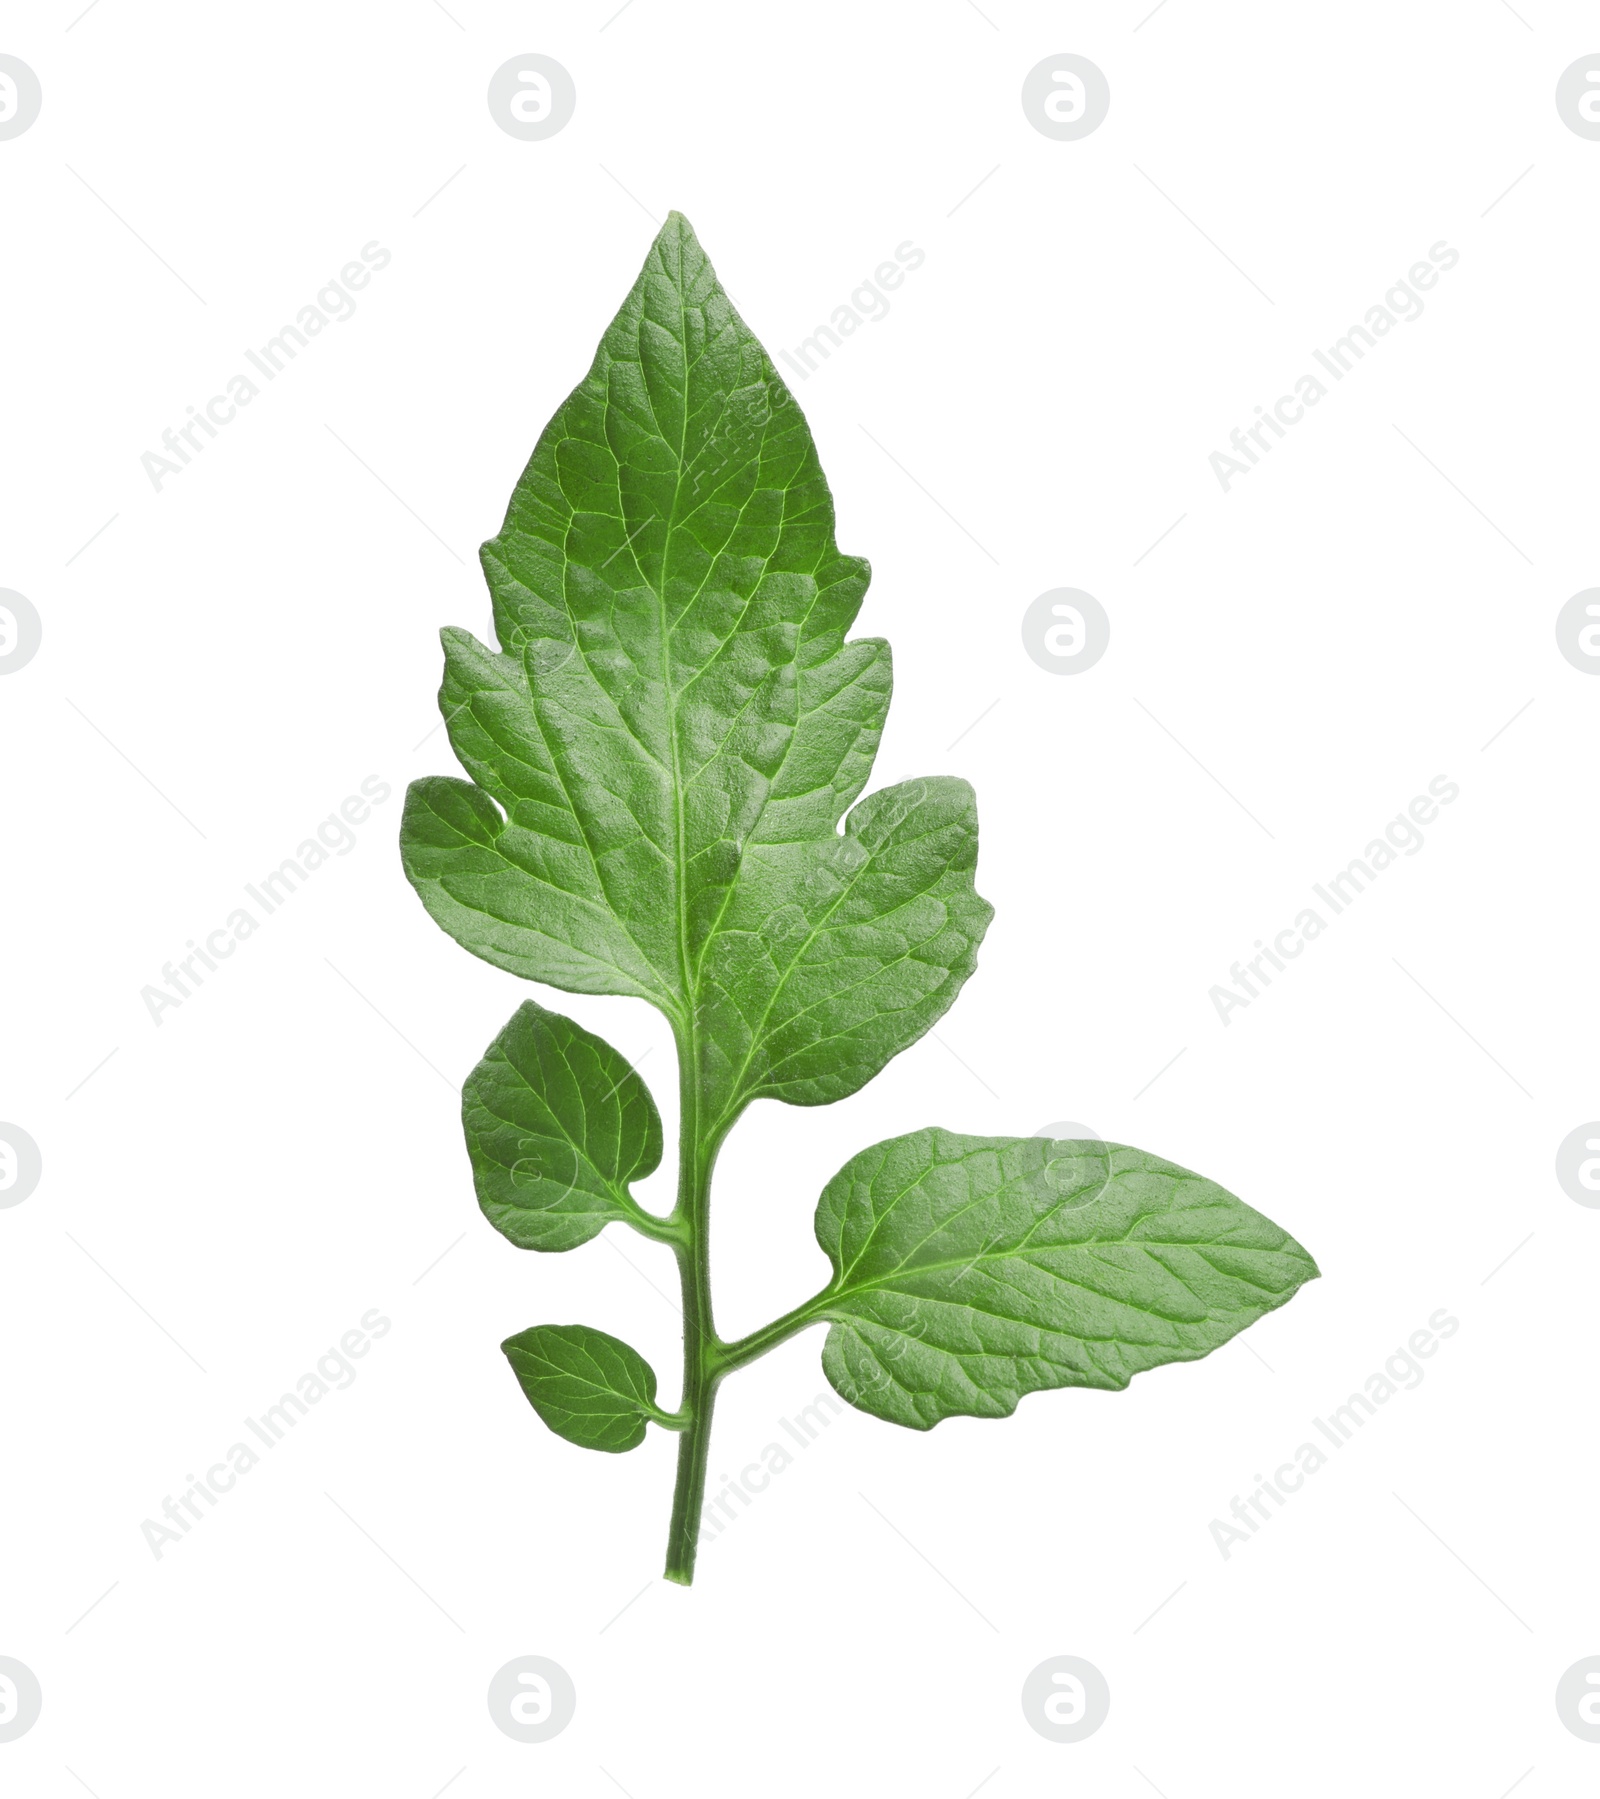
[662,1027,722,1585]
[718,1289,833,1372]
[656,1030,831,1581]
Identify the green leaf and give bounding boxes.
[696,775,989,1111]
[463,999,664,1251]
[502,1323,667,1453]
[400,211,991,1125]
[401,212,1318,1584]
[813,1130,1319,1430]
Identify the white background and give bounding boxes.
[3,2,1596,1793]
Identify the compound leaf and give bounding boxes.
[398,211,1318,1584]
[813,1130,1319,1429]
[463,999,663,1252]
[502,1323,666,1453]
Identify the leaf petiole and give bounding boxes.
[715,1291,835,1375]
